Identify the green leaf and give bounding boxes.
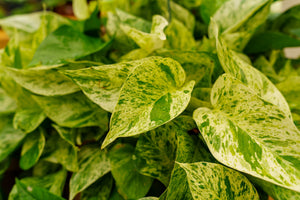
[15,179,64,200]
[0,11,70,35]
[0,76,46,133]
[62,60,137,112]
[0,157,10,176]
[52,124,77,147]
[8,168,67,199]
[29,26,109,66]
[69,145,111,200]
[81,173,113,200]
[245,32,300,53]
[178,162,259,200]
[32,92,108,128]
[135,122,177,186]
[20,128,45,170]
[213,31,292,118]
[193,73,300,192]
[43,132,78,172]
[109,143,153,199]
[102,57,195,148]
[4,67,79,96]
[138,197,158,200]
[200,0,229,24]
[0,87,17,114]
[0,117,25,162]
[13,108,46,134]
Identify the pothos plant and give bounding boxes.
[0,0,299,199]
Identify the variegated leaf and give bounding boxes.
[102,57,194,148]
[178,162,259,200]
[32,92,108,128]
[120,15,168,52]
[62,60,138,112]
[69,145,110,200]
[138,198,158,200]
[0,116,25,162]
[81,173,113,200]
[155,50,220,88]
[164,19,196,50]
[212,28,292,118]
[193,74,300,192]
[109,143,153,199]
[5,67,79,96]
[20,128,45,170]
[52,124,76,147]
[135,122,177,186]
[0,88,17,114]
[0,76,46,133]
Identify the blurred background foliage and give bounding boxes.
[0,0,72,18]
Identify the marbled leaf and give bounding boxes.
[102,57,194,148]
[20,128,45,170]
[69,145,110,200]
[178,162,259,200]
[32,92,108,128]
[135,122,177,186]
[212,28,292,118]
[109,143,153,199]
[193,74,300,192]
[62,60,138,112]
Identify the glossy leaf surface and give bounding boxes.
[102,57,194,148]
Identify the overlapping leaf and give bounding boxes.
[193,74,300,192]
[178,162,259,200]
[212,26,292,118]
[135,122,177,186]
[5,67,79,96]
[62,60,138,112]
[102,57,195,148]
[32,92,108,128]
